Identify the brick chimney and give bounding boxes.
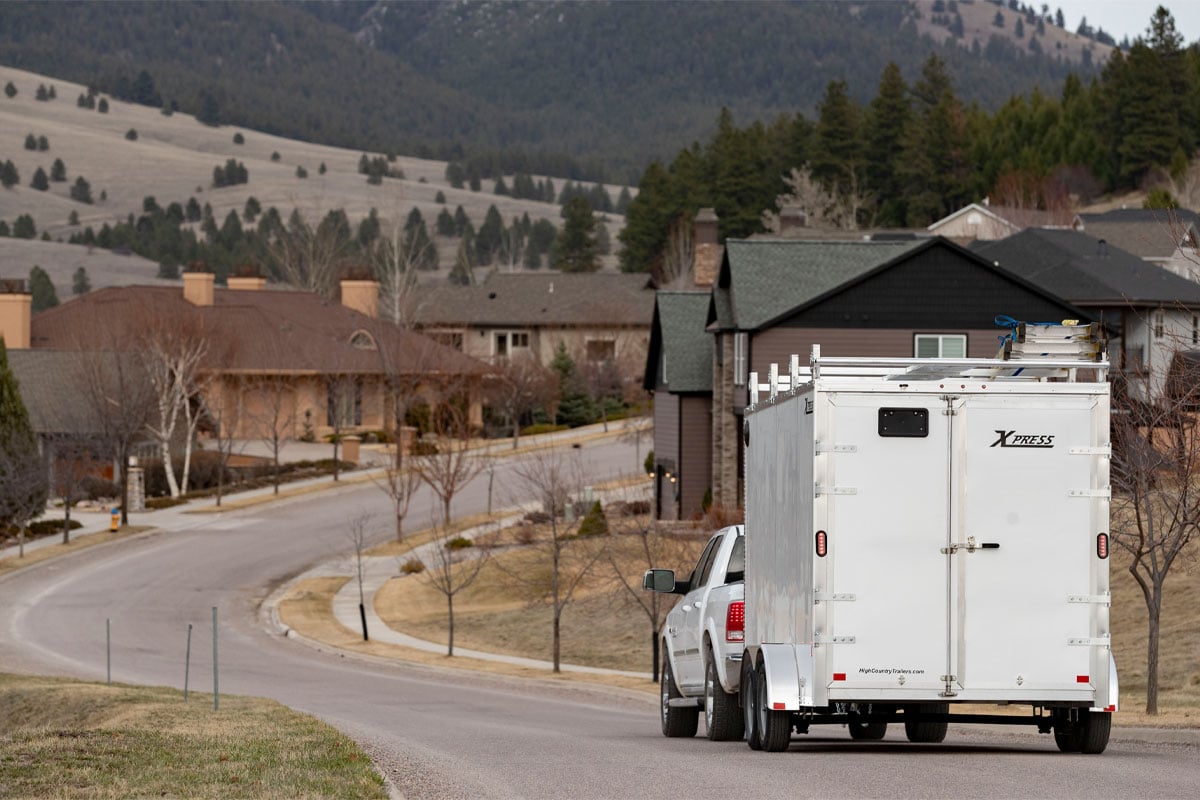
[340,278,379,319]
[779,206,807,234]
[693,208,721,288]
[0,280,31,349]
[182,267,215,307]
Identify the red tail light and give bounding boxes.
[1096,533,1109,559]
[816,530,828,558]
[726,601,745,642]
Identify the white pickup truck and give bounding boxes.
[643,525,746,741]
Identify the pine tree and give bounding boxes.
[3,82,15,98]
[24,134,37,151]
[436,207,455,236]
[448,239,474,286]
[810,80,863,198]
[0,340,47,533]
[30,167,49,191]
[0,160,18,189]
[50,158,66,182]
[13,215,36,239]
[70,176,93,204]
[550,343,596,428]
[72,266,91,295]
[36,135,48,151]
[475,205,505,265]
[97,98,108,113]
[29,266,58,311]
[865,63,912,227]
[552,196,599,272]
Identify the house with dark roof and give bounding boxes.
[975,228,1200,403]
[1072,208,1200,280]
[642,291,712,519]
[645,234,1091,515]
[411,272,655,380]
[7,272,490,442]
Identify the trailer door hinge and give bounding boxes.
[1069,488,1111,499]
[1067,594,1111,605]
[813,592,856,603]
[815,442,857,454]
[815,485,857,497]
[1067,636,1111,647]
[814,634,856,644]
[1069,446,1111,456]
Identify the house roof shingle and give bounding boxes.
[646,291,712,394]
[1074,208,1200,259]
[30,285,489,377]
[973,228,1200,307]
[709,239,925,331]
[412,272,655,328]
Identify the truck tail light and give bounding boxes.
[816,530,828,558]
[726,601,745,642]
[1096,533,1109,559]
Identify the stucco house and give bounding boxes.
[645,233,1090,519]
[411,272,656,379]
[975,228,1200,404]
[6,271,490,443]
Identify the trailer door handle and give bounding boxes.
[941,538,1001,554]
[980,542,1000,549]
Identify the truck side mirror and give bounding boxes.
[642,569,677,593]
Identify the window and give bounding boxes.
[349,330,376,350]
[430,331,464,351]
[512,332,530,349]
[733,332,748,386]
[914,334,967,358]
[586,339,615,362]
[493,330,530,359]
[1154,311,1165,339]
[1193,316,1198,345]
[494,332,508,358]
[1125,343,1146,373]
[326,378,362,428]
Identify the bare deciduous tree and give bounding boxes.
[761,165,870,232]
[371,219,425,325]
[1110,356,1200,714]
[413,392,486,527]
[654,215,694,290]
[505,448,607,672]
[138,311,208,498]
[267,209,351,300]
[202,374,245,507]
[347,512,375,641]
[412,522,491,656]
[490,352,558,449]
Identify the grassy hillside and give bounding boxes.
[0,64,624,296]
[0,0,1104,178]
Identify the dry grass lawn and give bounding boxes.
[0,672,386,799]
[0,526,152,579]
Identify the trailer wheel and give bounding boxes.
[704,654,745,741]
[849,715,888,740]
[743,661,762,750]
[661,657,699,738]
[756,661,792,752]
[1077,712,1112,755]
[1052,710,1081,753]
[903,703,948,743]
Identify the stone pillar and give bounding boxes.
[127,463,146,512]
[341,435,361,465]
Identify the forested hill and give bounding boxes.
[0,1,1100,181]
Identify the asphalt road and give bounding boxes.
[1,437,1197,799]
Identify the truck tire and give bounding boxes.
[705,654,745,741]
[661,657,699,738]
[743,662,763,750]
[756,661,792,752]
[903,703,948,743]
[1078,712,1112,755]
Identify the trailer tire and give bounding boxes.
[756,661,792,752]
[705,653,745,741]
[661,657,699,738]
[743,662,763,750]
[1052,710,1081,753]
[903,703,948,743]
[1078,712,1112,755]
[849,721,888,740]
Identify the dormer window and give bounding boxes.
[350,330,377,350]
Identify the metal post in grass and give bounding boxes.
[212,606,219,711]
[184,623,193,702]
[106,617,111,685]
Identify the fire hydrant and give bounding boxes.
[110,507,120,532]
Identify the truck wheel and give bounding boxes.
[743,662,763,750]
[1078,712,1112,755]
[705,654,745,741]
[661,658,699,738]
[756,661,792,752]
[903,703,948,743]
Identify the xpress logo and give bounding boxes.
[990,430,1055,448]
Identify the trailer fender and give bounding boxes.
[1095,651,1119,712]
[759,644,812,711]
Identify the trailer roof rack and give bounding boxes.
[748,320,1108,407]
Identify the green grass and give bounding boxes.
[0,674,387,799]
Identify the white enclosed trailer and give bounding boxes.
[740,340,1117,753]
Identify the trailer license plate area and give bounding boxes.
[878,408,929,438]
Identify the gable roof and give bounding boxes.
[1073,208,1200,259]
[412,272,655,328]
[708,239,926,331]
[973,228,1200,307]
[8,349,153,437]
[30,285,489,377]
[929,202,1071,234]
[643,291,712,393]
